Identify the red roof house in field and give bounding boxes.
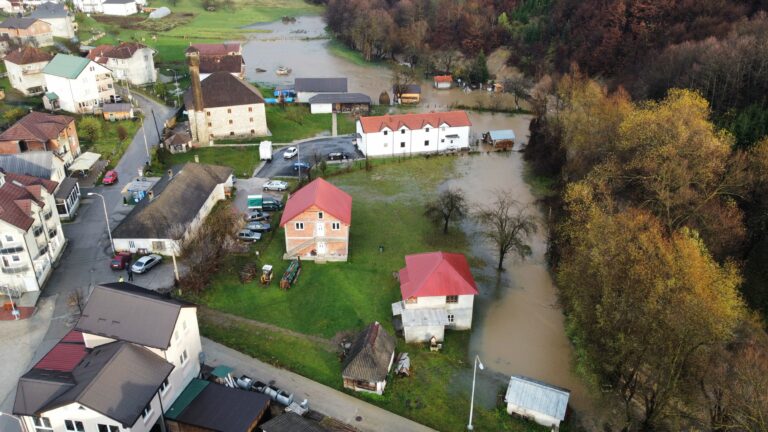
[279,178,352,262]
[433,75,452,89]
[393,252,479,343]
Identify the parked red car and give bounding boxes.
[103,170,118,185]
[110,251,132,270]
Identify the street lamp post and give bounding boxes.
[88,192,115,255]
[467,354,484,431]
[141,116,150,165]
[4,286,19,320]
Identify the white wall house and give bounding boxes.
[0,172,65,301]
[3,45,52,96]
[73,0,103,13]
[356,111,472,158]
[505,375,570,430]
[87,42,156,86]
[28,2,76,39]
[43,54,115,114]
[101,0,137,15]
[392,251,479,343]
[112,163,233,255]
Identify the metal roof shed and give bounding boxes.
[504,375,570,430]
[489,129,516,141]
[68,151,101,172]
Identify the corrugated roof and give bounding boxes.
[33,339,87,372]
[43,54,91,79]
[399,252,478,299]
[359,111,471,134]
[102,103,132,112]
[183,72,264,109]
[165,379,209,420]
[489,129,515,141]
[111,163,233,239]
[171,381,271,432]
[4,45,52,65]
[294,78,348,93]
[76,282,196,350]
[504,375,570,421]
[342,322,395,383]
[0,152,57,179]
[308,93,371,104]
[260,413,328,432]
[68,151,101,172]
[279,178,352,226]
[29,2,68,19]
[400,308,450,327]
[0,111,74,143]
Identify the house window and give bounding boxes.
[141,403,153,421]
[401,129,405,134]
[180,349,188,365]
[97,426,120,432]
[65,420,85,432]
[228,120,233,124]
[230,132,234,136]
[4,235,12,242]
[251,129,255,134]
[206,111,211,116]
[249,117,253,122]
[174,330,179,341]
[400,142,405,148]
[227,109,231,113]
[424,140,429,146]
[446,295,458,304]
[159,378,170,394]
[207,122,212,127]
[448,314,455,323]
[151,241,165,251]
[405,297,417,304]
[248,107,253,112]
[383,130,388,135]
[425,127,430,132]
[32,417,53,432]
[331,222,340,230]
[318,212,323,220]
[441,139,445,143]
[183,320,188,332]
[295,222,304,230]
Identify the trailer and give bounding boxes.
[280,258,301,290]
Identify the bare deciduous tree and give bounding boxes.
[474,193,537,270]
[391,65,417,103]
[424,189,468,234]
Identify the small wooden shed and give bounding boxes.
[483,129,515,150]
[102,103,134,121]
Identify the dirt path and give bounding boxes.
[198,306,336,351]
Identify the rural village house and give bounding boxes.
[87,42,157,86]
[185,42,241,57]
[43,54,116,114]
[504,375,570,430]
[433,75,452,89]
[0,152,81,220]
[294,77,348,103]
[111,163,233,255]
[356,111,472,158]
[28,2,76,39]
[3,45,52,96]
[199,54,244,80]
[341,322,396,395]
[0,17,52,47]
[0,171,65,299]
[101,102,134,120]
[101,0,138,16]
[309,92,371,114]
[185,51,268,143]
[0,111,81,166]
[279,177,352,262]
[392,251,479,343]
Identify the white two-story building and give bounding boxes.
[0,172,65,300]
[356,111,472,158]
[392,251,479,343]
[3,45,52,96]
[43,54,115,114]
[87,42,156,86]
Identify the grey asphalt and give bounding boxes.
[256,135,360,178]
[0,92,177,414]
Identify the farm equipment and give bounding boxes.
[280,258,301,290]
[260,264,273,286]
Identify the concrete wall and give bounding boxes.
[283,204,349,261]
[403,324,445,343]
[356,122,470,157]
[39,16,75,39]
[191,103,267,141]
[4,59,47,95]
[106,47,156,86]
[506,402,562,430]
[310,103,332,114]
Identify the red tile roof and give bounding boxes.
[359,111,471,134]
[0,172,57,230]
[399,252,479,299]
[279,178,352,226]
[0,111,74,143]
[34,331,87,372]
[433,75,452,83]
[87,42,149,62]
[4,45,52,65]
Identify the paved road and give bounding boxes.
[0,92,177,414]
[202,338,436,432]
[256,135,360,178]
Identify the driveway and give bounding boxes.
[256,135,360,178]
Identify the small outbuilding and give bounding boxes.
[102,102,134,120]
[433,75,452,89]
[483,129,515,150]
[504,375,570,430]
[393,83,421,104]
[308,92,371,114]
[342,322,396,395]
[102,0,138,15]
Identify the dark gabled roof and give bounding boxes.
[15,341,173,428]
[75,282,195,349]
[111,163,232,240]
[260,413,328,432]
[199,54,243,74]
[294,77,348,93]
[186,42,241,56]
[3,45,52,65]
[0,17,44,30]
[53,177,78,200]
[0,111,74,143]
[29,2,69,19]
[168,380,271,432]
[393,83,421,94]
[0,152,57,179]
[308,93,371,104]
[102,102,132,112]
[342,322,395,383]
[183,72,264,109]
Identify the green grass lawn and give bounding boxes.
[160,146,260,178]
[265,105,332,142]
[78,118,141,169]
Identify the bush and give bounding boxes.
[78,117,102,142]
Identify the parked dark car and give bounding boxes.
[110,251,132,270]
[261,198,283,212]
[292,162,311,172]
[246,210,270,222]
[327,152,350,161]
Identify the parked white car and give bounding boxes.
[263,180,288,191]
[131,254,162,274]
[283,147,298,159]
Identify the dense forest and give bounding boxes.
[322,0,768,430]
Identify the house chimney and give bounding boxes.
[186,51,204,112]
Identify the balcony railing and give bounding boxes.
[0,246,24,255]
[2,264,30,274]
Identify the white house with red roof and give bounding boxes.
[355,111,472,158]
[392,251,479,342]
[279,178,352,262]
[87,42,156,86]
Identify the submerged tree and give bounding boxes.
[424,189,468,234]
[474,193,537,270]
